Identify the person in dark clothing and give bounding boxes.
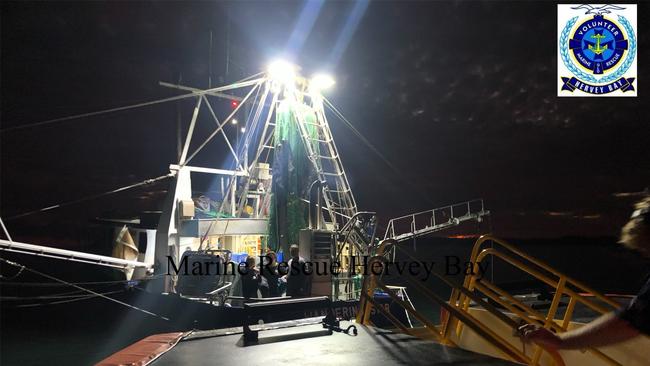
[285,244,311,298]
[241,256,262,299]
[522,196,650,349]
[260,251,281,297]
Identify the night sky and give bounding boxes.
[1,1,649,244]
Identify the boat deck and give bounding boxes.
[150,320,518,366]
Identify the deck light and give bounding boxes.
[231,119,238,125]
[310,74,335,91]
[240,127,246,133]
[268,60,296,84]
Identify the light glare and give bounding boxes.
[310,74,335,91]
[268,60,296,84]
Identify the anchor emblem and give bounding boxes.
[583,29,612,60]
[588,33,607,54]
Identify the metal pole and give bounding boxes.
[208,30,213,88]
[231,176,237,216]
[0,218,13,242]
[178,97,203,165]
[176,73,183,161]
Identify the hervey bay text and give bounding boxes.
[166,255,489,281]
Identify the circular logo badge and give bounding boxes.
[568,15,628,75]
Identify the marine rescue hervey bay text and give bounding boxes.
[167,255,489,281]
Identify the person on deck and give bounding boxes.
[521,196,650,349]
[285,244,311,298]
[261,251,281,297]
[241,256,262,299]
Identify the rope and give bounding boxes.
[0,275,164,287]
[322,97,435,206]
[0,264,25,280]
[1,75,265,134]
[7,173,173,220]
[0,256,170,321]
[11,290,124,308]
[323,98,399,174]
[2,290,117,301]
[1,94,197,133]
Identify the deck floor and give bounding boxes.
[153,321,518,365]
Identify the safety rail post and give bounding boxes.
[432,208,436,227]
[531,277,567,365]
[356,239,391,325]
[560,297,578,330]
[356,269,376,326]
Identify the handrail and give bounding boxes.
[383,199,488,241]
[450,235,623,366]
[356,238,559,365]
[0,238,151,270]
[387,199,485,222]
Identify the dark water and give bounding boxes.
[1,236,648,365]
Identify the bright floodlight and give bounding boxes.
[231,119,238,125]
[310,74,335,91]
[240,127,246,133]
[268,60,296,84]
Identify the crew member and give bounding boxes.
[261,251,281,297]
[241,256,262,299]
[285,244,311,297]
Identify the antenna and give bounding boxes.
[208,30,213,88]
[225,7,230,81]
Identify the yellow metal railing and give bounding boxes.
[450,235,622,365]
[356,235,628,366]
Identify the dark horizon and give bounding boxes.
[2,1,649,244]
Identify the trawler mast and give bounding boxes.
[152,61,367,293]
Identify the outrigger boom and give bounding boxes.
[0,238,151,270]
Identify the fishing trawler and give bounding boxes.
[2,62,648,365]
[0,60,487,325]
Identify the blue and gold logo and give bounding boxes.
[558,4,637,96]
